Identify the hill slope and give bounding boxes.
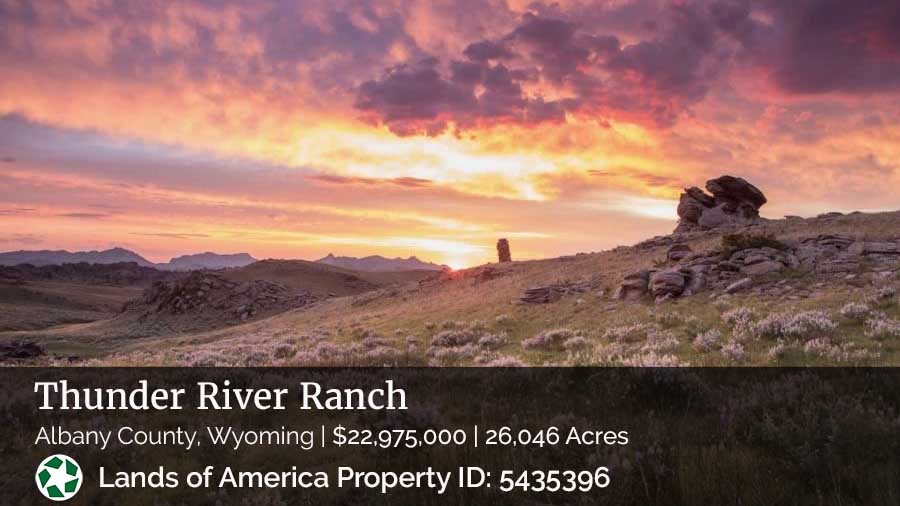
[0,262,180,333]
[221,259,439,295]
[5,209,899,366]
[220,259,379,296]
[67,210,900,367]
[0,258,439,349]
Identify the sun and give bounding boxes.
[443,257,469,270]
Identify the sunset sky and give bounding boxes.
[1,0,899,268]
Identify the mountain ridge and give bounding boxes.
[0,247,155,267]
[317,253,448,272]
[0,247,447,272]
[0,247,257,271]
[161,252,257,271]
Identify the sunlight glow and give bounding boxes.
[293,125,556,200]
[582,192,679,220]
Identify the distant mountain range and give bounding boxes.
[0,248,447,272]
[163,252,257,271]
[0,248,257,271]
[0,247,156,267]
[317,253,447,272]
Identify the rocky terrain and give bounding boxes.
[612,233,899,303]
[674,175,767,233]
[609,176,899,305]
[120,271,318,333]
[0,257,440,357]
[3,175,899,366]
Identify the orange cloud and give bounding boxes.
[1,1,900,266]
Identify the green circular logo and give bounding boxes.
[35,454,82,501]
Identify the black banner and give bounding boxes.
[3,368,900,505]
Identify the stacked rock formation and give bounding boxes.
[497,239,512,263]
[675,175,767,233]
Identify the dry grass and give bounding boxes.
[6,211,900,366]
[0,280,141,332]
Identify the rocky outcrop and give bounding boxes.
[666,244,693,262]
[796,234,858,273]
[614,231,900,303]
[675,176,767,233]
[650,270,687,299]
[731,247,796,275]
[849,241,900,256]
[123,272,316,331]
[614,267,706,303]
[0,340,44,360]
[614,270,652,301]
[725,278,752,294]
[497,239,512,263]
[520,281,593,304]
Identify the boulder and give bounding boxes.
[650,269,686,298]
[666,244,693,262]
[717,260,741,272]
[614,270,651,301]
[816,260,859,274]
[795,234,857,270]
[743,253,773,265]
[849,241,900,255]
[696,205,732,229]
[741,260,784,276]
[676,188,713,223]
[683,268,707,296]
[520,281,593,304]
[725,278,752,293]
[817,234,854,249]
[675,175,767,233]
[520,286,562,304]
[705,175,767,213]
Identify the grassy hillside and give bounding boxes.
[0,258,441,357]
[44,210,897,367]
[0,281,142,332]
[221,259,437,296]
[221,259,377,296]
